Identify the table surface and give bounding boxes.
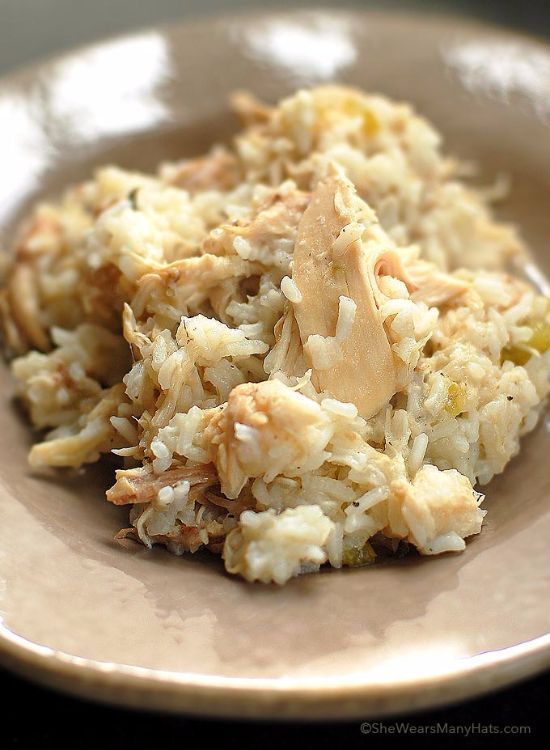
[0,0,548,746]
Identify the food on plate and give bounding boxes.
[1,86,548,584]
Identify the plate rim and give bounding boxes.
[1,626,549,719]
[2,5,550,88]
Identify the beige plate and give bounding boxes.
[0,9,549,720]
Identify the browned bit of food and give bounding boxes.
[166,149,242,194]
[106,463,219,505]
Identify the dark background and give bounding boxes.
[2,666,547,747]
[1,0,549,746]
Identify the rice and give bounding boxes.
[335,296,357,342]
[1,85,548,584]
[280,275,302,304]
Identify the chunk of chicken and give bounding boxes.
[4,262,50,352]
[131,254,261,321]
[203,188,310,271]
[391,464,485,554]
[231,90,273,127]
[405,256,469,308]
[0,212,66,354]
[164,148,241,194]
[106,463,218,505]
[12,323,129,430]
[116,495,228,553]
[263,305,308,376]
[29,383,128,468]
[204,379,333,499]
[291,168,413,417]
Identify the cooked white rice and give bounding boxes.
[1,85,548,584]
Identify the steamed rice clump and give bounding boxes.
[1,86,549,584]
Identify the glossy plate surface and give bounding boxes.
[0,10,549,719]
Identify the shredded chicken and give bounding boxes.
[406,256,469,308]
[131,254,261,321]
[264,305,308,376]
[6,263,50,352]
[231,90,273,126]
[116,524,205,551]
[391,464,485,554]
[291,169,413,417]
[203,188,310,266]
[116,508,227,554]
[165,148,241,193]
[204,379,332,499]
[106,463,218,505]
[29,383,128,468]
[201,484,256,515]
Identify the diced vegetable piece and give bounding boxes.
[445,382,467,416]
[342,541,377,567]
[527,320,550,354]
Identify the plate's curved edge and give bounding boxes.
[2,6,550,94]
[0,625,548,720]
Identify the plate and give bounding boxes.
[0,9,549,719]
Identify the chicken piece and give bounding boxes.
[116,500,228,553]
[203,189,310,269]
[116,523,205,552]
[390,464,485,554]
[405,256,468,308]
[1,206,94,355]
[12,324,128,430]
[5,263,50,352]
[0,289,26,355]
[263,305,308,376]
[291,168,413,417]
[29,383,128,468]
[165,148,241,194]
[106,463,218,505]
[131,254,261,320]
[79,262,128,331]
[231,90,273,127]
[201,484,256,515]
[204,379,333,499]
[146,254,256,289]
